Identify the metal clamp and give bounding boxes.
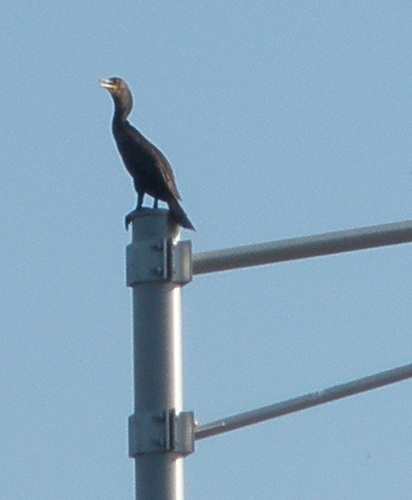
[126,239,192,285]
[128,409,195,457]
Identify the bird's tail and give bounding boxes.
[168,198,196,231]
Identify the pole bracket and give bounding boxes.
[126,239,192,285]
[128,409,195,457]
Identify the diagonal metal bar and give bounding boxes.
[195,362,412,440]
[193,219,412,275]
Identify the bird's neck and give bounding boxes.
[113,106,129,123]
[112,95,132,123]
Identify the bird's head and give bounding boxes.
[99,77,128,96]
[100,77,133,117]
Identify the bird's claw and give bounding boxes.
[124,207,145,230]
[125,210,137,230]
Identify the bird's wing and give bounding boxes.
[124,124,182,201]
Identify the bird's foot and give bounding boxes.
[125,206,153,230]
[125,209,140,230]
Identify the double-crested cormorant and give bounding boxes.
[100,77,195,230]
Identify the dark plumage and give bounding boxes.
[100,77,195,230]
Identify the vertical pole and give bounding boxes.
[126,209,193,500]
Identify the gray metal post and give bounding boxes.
[126,209,194,500]
[195,362,412,440]
[193,219,412,275]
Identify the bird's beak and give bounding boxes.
[99,78,116,91]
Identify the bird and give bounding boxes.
[100,77,195,231]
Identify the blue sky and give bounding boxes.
[2,2,412,498]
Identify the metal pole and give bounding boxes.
[195,362,412,440]
[126,209,194,500]
[193,219,412,275]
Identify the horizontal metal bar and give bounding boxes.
[193,219,412,275]
[195,362,412,440]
